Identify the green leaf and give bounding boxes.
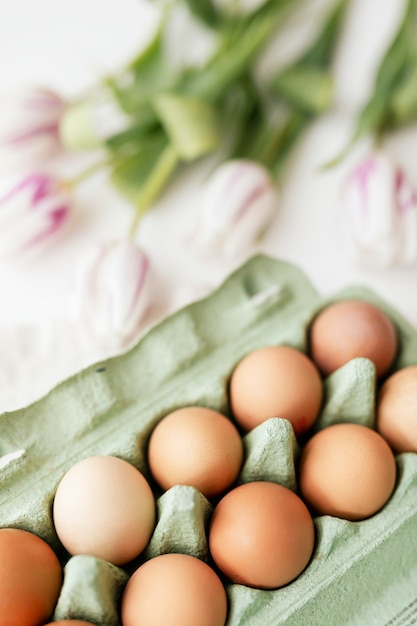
[372,0,417,131]
[320,97,387,170]
[222,79,309,175]
[390,58,417,126]
[272,112,308,178]
[127,22,162,74]
[228,105,308,177]
[105,120,161,154]
[130,144,179,234]
[353,96,388,140]
[269,1,348,116]
[110,134,168,204]
[364,0,417,134]
[221,76,264,159]
[323,0,417,166]
[153,93,220,160]
[110,134,180,235]
[181,0,296,101]
[299,0,350,68]
[106,24,179,115]
[272,66,333,114]
[183,0,219,27]
[373,0,416,96]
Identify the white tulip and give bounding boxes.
[0,172,71,258]
[72,240,153,350]
[343,153,417,267]
[187,159,277,257]
[0,87,65,169]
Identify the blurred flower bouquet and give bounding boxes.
[0,0,350,351]
[1,0,417,365]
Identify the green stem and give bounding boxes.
[182,0,295,102]
[272,112,308,179]
[373,126,386,150]
[129,144,179,238]
[65,157,112,189]
[249,111,292,168]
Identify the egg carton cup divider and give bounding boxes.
[1,254,417,625]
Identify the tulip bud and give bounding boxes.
[0,172,71,258]
[0,87,66,169]
[59,97,129,151]
[72,240,153,350]
[187,159,277,257]
[343,153,417,267]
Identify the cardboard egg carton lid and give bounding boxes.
[1,254,417,625]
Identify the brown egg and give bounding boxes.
[121,553,228,626]
[376,364,417,453]
[53,455,155,565]
[229,345,323,435]
[148,407,243,498]
[0,528,62,626]
[298,423,396,521]
[209,481,315,589]
[309,299,398,378]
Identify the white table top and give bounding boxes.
[0,0,416,412]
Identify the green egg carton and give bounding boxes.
[1,254,417,626]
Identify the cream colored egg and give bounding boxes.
[53,455,155,565]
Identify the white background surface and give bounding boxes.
[0,0,416,411]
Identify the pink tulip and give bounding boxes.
[344,153,417,267]
[0,172,71,258]
[72,240,153,350]
[187,159,277,257]
[0,87,65,169]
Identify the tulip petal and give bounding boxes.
[343,152,417,268]
[0,172,71,258]
[5,124,58,146]
[0,87,65,168]
[189,159,276,256]
[72,240,153,350]
[22,205,69,252]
